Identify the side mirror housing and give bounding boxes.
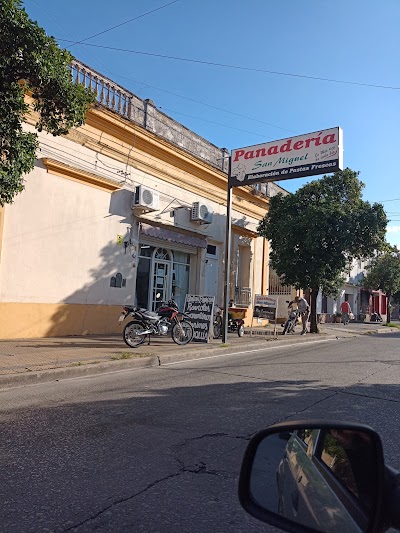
[238,420,385,533]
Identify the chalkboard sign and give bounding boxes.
[253,295,277,320]
[184,295,215,343]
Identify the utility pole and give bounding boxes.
[222,157,232,344]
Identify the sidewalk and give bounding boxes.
[0,322,397,388]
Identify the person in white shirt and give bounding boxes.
[288,296,310,335]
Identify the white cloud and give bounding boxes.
[387,226,400,233]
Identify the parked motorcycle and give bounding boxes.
[281,306,300,335]
[239,419,400,533]
[371,311,383,322]
[119,299,194,348]
[213,305,245,338]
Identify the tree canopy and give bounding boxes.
[363,248,400,323]
[258,168,388,332]
[0,0,95,206]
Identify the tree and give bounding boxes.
[363,248,400,323]
[258,168,387,333]
[0,0,95,206]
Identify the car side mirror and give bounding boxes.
[238,420,385,533]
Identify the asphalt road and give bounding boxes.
[1,332,400,533]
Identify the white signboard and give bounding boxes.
[253,295,278,320]
[230,127,343,187]
[254,295,277,308]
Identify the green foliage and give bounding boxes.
[364,249,400,297]
[0,0,96,206]
[363,248,400,322]
[258,168,388,332]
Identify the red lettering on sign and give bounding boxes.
[233,150,245,162]
[323,134,336,144]
[255,148,267,157]
[280,139,292,153]
[244,150,255,160]
[268,145,279,155]
[293,141,304,150]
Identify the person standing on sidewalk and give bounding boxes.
[340,300,352,325]
[288,296,310,335]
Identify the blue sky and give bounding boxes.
[25,0,400,246]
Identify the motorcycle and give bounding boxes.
[371,311,383,322]
[213,305,245,338]
[281,306,300,335]
[118,299,194,348]
[239,419,400,533]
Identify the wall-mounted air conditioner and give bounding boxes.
[190,202,213,224]
[132,185,160,212]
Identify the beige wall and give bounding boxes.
[0,161,133,306]
[0,113,270,338]
[0,302,123,338]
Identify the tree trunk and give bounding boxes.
[309,287,319,333]
[387,294,392,324]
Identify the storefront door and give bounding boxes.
[136,245,191,311]
[151,248,172,310]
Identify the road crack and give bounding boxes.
[63,459,233,531]
[63,471,183,532]
[176,432,250,448]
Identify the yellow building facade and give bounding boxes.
[0,60,285,339]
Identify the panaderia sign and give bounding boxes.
[229,127,343,187]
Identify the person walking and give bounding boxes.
[288,296,310,335]
[340,300,352,325]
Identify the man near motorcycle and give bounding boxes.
[287,296,310,335]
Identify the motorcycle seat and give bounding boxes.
[142,310,159,319]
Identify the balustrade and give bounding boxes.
[71,60,131,118]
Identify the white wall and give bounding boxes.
[0,161,134,305]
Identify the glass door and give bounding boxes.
[151,248,172,310]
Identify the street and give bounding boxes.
[1,332,400,533]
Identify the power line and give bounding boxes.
[108,70,298,135]
[57,40,400,91]
[157,105,278,139]
[29,0,121,82]
[66,1,180,48]
[378,198,400,202]
[27,2,298,136]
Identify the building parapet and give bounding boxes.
[71,59,287,198]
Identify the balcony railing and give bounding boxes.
[233,286,252,307]
[71,60,131,119]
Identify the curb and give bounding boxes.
[0,355,160,390]
[0,328,396,390]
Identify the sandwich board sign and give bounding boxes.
[253,295,278,320]
[184,295,215,343]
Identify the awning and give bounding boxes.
[139,222,207,249]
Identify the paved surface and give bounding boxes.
[0,322,397,388]
[1,330,399,532]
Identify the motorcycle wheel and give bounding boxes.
[282,321,290,335]
[237,324,245,337]
[123,321,146,348]
[213,319,222,339]
[171,320,194,345]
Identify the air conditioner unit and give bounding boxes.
[190,202,213,224]
[132,186,159,212]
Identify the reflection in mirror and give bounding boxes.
[249,428,378,533]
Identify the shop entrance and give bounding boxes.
[136,245,190,311]
[152,249,172,310]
